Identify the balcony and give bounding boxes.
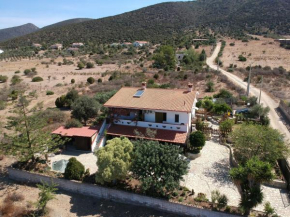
[113,119,188,132]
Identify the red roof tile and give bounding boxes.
[104,87,196,113]
[52,126,99,138]
[107,125,188,144]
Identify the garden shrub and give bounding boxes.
[64,157,85,181]
[219,119,234,132]
[32,76,43,82]
[188,131,206,153]
[217,194,228,209]
[46,91,54,95]
[194,193,208,202]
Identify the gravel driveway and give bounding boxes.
[181,141,241,206]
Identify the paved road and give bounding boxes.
[207,42,290,162]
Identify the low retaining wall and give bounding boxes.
[8,168,239,217]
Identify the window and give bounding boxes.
[163,113,167,121]
[175,114,179,123]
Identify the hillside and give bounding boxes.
[1,0,289,48]
[42,18,93,30]
[0,23,39,42]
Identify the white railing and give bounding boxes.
[113,119,188,132]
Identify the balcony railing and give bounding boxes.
[113,119,188,132]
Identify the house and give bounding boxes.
[50,44,63,50]
[104,82,198,145]
[122,42,132,47]
[72,43,84,48]
[274,39,290,45]
[32,43,42,48]
[67,47,79,52]
[176,54,185,66]
[52,125,103,152]
[110,43,120,47]
[133,41,149,47]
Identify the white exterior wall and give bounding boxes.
[144,110,189,125]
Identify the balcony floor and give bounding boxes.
[106,124,188,144]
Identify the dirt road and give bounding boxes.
[207,42,290,163]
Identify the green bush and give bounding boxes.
[86,62,94,69]
[87,77,95,84]
[238,55,247,62]
[32,76,43,82]
[97,78,102,83]
[77,62,85,70]
[65,119,83,129]
[11,75,22,85]
[55,95,66,108]
[219,119,234,132]
[0,75,8,83]
[188,131,206,152]
[71,79,75,84]
[24,69,31,75]
[217,194,228,209]
[14,70,21,74]
[46,91,54,95]
[64,157,85,181]
[0,100,6,110]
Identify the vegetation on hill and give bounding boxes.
[0,23,39,42]
[42,18,92,30]
[1,0,289,48]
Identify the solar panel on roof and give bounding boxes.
[133,90,144,97]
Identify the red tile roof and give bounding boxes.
[104,87,196,113]
[107,125,188,144]
[52,126,100,138]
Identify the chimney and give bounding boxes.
[188,82,193,92]
[142,81,147,90]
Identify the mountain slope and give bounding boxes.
[0,23,39,42]
[1,0,289,48]
[42,18,93,30]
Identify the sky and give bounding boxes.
[0,0,187,29]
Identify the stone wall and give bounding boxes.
[8,168,239,217]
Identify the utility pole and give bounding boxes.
[259,76,263,104]
[246,64,252,96]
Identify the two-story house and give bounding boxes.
[104,82,197,145]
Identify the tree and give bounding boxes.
[71,96,100,125]
[71,79,75,84]
[230,157,274,215]
[55,95,66,108]
[65,89,79,108]
[153,45,175,70]
[213,89,233,98]
[132,140,188,196]
[65,119,82,129]
[77,62,85,70]
[95,137,133,184]
[0,96,65,163]
[199,49,207,61]
[64,157,85,180]
[188,131,206,153]
[94,90,117,104]
[212,103,232,115]
[231,124,289,165]
[36,181,58,216]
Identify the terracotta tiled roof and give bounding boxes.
[52,126,100,138]
[104,87,196,112]
[107,125,188,144]
[135,41,149,44]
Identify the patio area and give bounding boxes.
[49,149,98,174]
